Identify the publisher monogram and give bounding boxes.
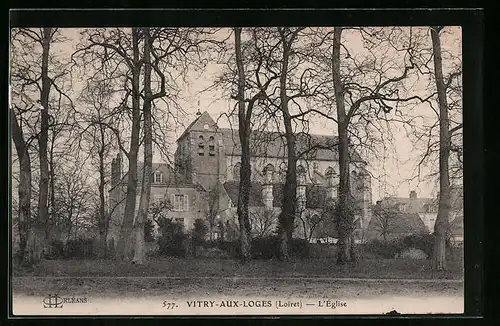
[43,294,64,308]
[43,294,89,308]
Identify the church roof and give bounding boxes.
[219,128,364,162]
[176,111,218,142]
[175,111,364,162]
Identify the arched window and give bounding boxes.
[325,167,334,187]
[233,162,241,181]
[208,136,215,156]
[313,162,319,172]
[263,164,275,184]
[198,135,205,156]
[357,171,365,189]
[297,165,306,185]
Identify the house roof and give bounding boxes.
[380,185,463,214]
[222,181,264,207]
[366,211,429,237]
[219,128,364,162]
[120,162,193,188]
[379,197,436,214]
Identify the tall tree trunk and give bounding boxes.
[279,123,297,261]
[431,26,451,271]
[332,27,354,265]
[33,27,53,262]
[133,27,153,265]
[11,110,32,264]
[48,133,56,250]
[278,28,297,261]
[97,125,108,258]
[116,28,141,260]
[234,27,252,263]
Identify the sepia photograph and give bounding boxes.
[9,12,474,316]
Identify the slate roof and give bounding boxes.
[366,211,430,238]
[219,128,364,162]
[119,162,194,188]
[222,181,264,207]
[378,196,436,214]
[380,186,463,214]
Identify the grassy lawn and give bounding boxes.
[13,257,463,280]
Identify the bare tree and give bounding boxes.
[11,28,72,264]
[10,107,32,263]
[298,210,324,243]
[371,202,399,242]
[233,27,253,262]
[430,26,452,271]
[211,27,280,262]
[403,26,462,269]
[327,27,431,264]
[77,75,117,258]
[132,27,167,264]
[51,162,94,242]
[249,208,278,238]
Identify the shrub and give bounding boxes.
[212,236,311,260]
[157,218,188,257]
[144,218,156,242]
[47,240,65,259]
[401,234,434,258]
[192,218,208,246]
[364,239,400,259]
[250,236,311,260]
[217,239,240,258]
[364,234,457,260]
[251,236,280,259]
[289,238,311,259]
[64,238,97,259]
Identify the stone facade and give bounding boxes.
[109,111,374,245]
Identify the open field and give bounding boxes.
[13,258,463,279]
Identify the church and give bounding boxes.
[108,111,373,245]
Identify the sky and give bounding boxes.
[12,26,462,203]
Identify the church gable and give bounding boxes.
[177,111,219,142]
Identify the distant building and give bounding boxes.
[366,188,463,244]
[108,111,374,246]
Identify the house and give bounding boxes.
[366,188,464,244]
[108,111,374,247]
[365,200,429,241]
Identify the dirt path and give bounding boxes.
[12,276,463,298]
[12,277,464,315]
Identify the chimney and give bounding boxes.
[409,190,417,199]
